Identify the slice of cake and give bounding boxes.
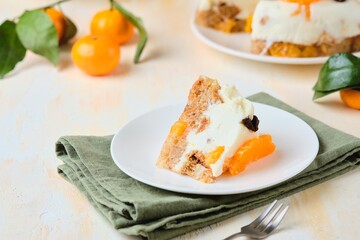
[157,76,275,183]
[251,0,360,57]
[196,0,259,33]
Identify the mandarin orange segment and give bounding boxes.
[205,146,225,166]
[284,0,321,20]
[227,134,275,176]
[170,121,188,137]
[216,19,236,33]
[244,15,253,33]
[301,46,318,57]
[269,43,302,58]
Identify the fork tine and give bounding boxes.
[264,206,289,234]
[223,201,288,240]
[257,203,283,231]
[249,200,278,227]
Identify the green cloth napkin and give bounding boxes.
[56,93,360,240]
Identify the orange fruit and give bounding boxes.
[269,43,302,58]
[340,89,360,110]
[170,121,188,137]
[71,35,120,76]
[244,15,253,33]
[90,9,134,45]
[44,8,67,42]
[225,135,275,176]
[216,20,236,33]
[205,146,225,166]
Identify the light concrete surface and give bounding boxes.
[1,0,359,239]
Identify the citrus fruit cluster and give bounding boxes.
[0,0,147,79]
[72,8,135,76]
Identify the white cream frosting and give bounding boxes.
[252,0,360,45]
[174,84,257,177]
[198,0,259,19]
[198,0,213,11]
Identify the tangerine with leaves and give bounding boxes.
[313,53,360,109]
[71,35,120,76]
[44,8,66,42]
[91,9,134,45]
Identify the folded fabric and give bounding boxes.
[56,93,360,240]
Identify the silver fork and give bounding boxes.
[223,200,289,239]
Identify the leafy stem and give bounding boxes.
[113,1,147,64]
[38,0,71,10]
[12,0,71,20]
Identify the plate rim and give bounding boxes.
[190,19,360,65]
[110,102,320,195]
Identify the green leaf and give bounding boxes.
[0,20,26,79]
[60,16,77,45]
[312,53,360,100]
[313,85,360,100]
[16,10,59,65]
[113,2,147,64]
[313,91,328,100]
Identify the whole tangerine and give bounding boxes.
[339,89,360,110]
[71,35,120,76]
[90,9,134,45]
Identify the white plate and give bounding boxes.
[191,21,360,65]
[111,103,319,195]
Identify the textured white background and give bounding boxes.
[0,0,359,239]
